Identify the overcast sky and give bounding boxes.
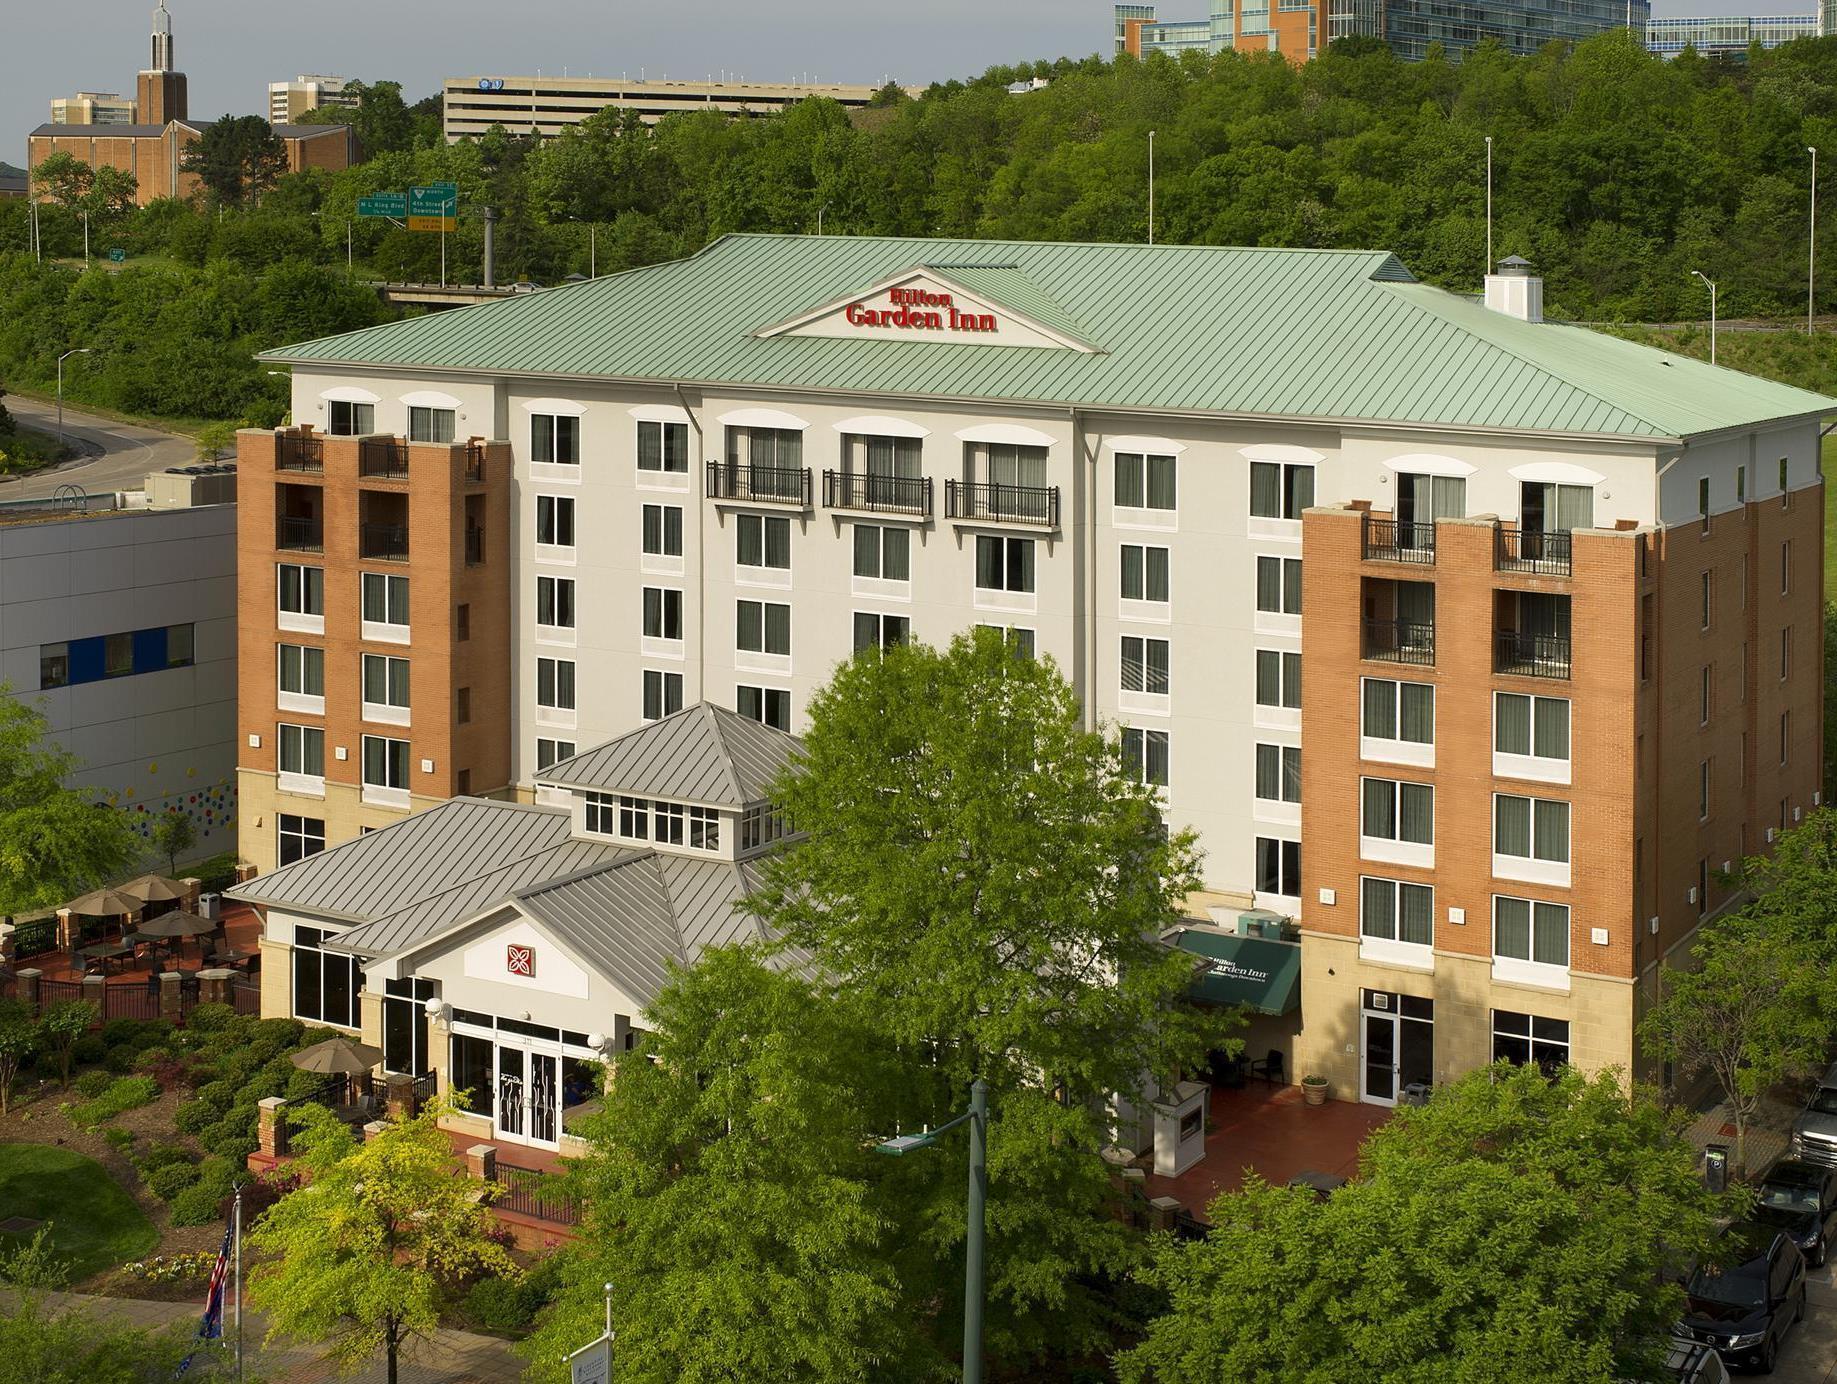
[0,0,1807,167]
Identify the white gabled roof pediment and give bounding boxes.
[754,266,1100,354]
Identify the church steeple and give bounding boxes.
[150,0,174,73]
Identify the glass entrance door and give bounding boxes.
[491,1043,561,1149]
[527,1053,558,1146]
[496,1048,525,1140]
[1362,1011,1398,1106]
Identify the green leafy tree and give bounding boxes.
[181,115,288,209]
[300,80,417,157]
[0,999,37,1115]
[525,949,921,1382]
[246,1098,515,1384]
[149,810,196,875]
[1736,804,1837,955]
[193,423,235,464]
[0,1229,193,1382]
[1641,907,1833,1175]
[29,153,92,210]
[1122,1064,1728,1384]
[0,687,140,913]
[38,1000,96,1090]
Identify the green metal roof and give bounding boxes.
[264,234,1834,441]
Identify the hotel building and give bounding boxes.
[241,234,1827,1108]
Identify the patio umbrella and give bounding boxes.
[133,909,216,940]
[120,874,186,904]
[290,1037,385,1076]
[62,886,143,917]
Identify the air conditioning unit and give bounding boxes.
[1687,886,1699,905]
[1795,806,1804,822]
[1766,827,1778,844]
[1816,791,1824,807]
[1237,908,1287,939]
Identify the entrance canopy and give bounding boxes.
[1172,929,1301,1015]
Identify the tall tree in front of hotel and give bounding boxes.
[750,627,1232,1366]
[1121,1064,1727,1384]
[181,115,288,210]
[247,1099,515,1384]
[0,686,138,914]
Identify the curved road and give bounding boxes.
[1,395,198,501]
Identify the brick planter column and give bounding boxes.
[235,864,258,885]
[197,967,233,1006]
[181,877,201,913]
[1148,1195,1183,1233]
[258,1096,290,1159]
[158,972,183,1022]
[15,968,40,1014]
[465,1143,497,1186]
[81,974,105,1017]
[362,1119,391,1143]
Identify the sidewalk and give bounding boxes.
[2,1289,526,1382]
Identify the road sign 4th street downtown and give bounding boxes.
[408,183,457,232]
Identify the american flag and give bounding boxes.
[175,1220,234,1376]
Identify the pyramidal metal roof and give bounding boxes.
[261,234,1834,442]
[537,702,801,806]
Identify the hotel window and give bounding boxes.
[167,625,194,667]
[362,735,410,791]
[278,723,324,777]
[1780,710,1790,764]
[737,513,792,570]
[537,495,576,547]
[327,400,373,436]
[1255,744,1301,804]
[361,572,409,628]
[362,654,410,711]
[1494,795,1570,865]
[277,814,325,867]
[978,624,1036,659]
[1699,760,1711,820]
[1255,649,1302,710]
[853,524,911,580]
[456,603,469,641]
[740,804,789,853]
[1255,556,1302,615]
[842,433,922,503]
[407,406,455,444]
[1699,666,1711,724]
[737,685,790,731]
[1360,877,1432,945]
[1363,678,1435,746]
[976,536,1035,593]
[1698,476,1710,533]
[104,633,132,678]
[292,925,359,1028]
[383,977,436,1077]
[1114,452,1176,511]
[638,420,689,473]
[655,801,686,846]
[531,411,579,465]
[583,791,618,835]
[456,687,471,724]
[1123,727,1170,788]
[1249,460,1314,519]
[737,600,791,656]
[1700,570,1712,629]
[535,738,575,772]
[1256,837,1301,897]
[1493,896,1569,969]
[642,504,682,557]
[1781,540,1792,595]
[1492,1010,1569,1073]
[1780,456,1790,504]
[1121,544,1169,602]
[39,643,67,690]
[1121,635,1170,694]
[537,576,576,629]
[1362,778,1433,845]
[1737,464,1746,503]
[970,442,1047,491]
[643,669,683,721]
[1494,693,1569,762]
[687,805,720,852]
[278,644,325,699]
[643,588,683,641]
[449,1033,494,1121]
[727,425,802,469]
[537,657,576,711]
[853,612,910,652]
[1781,626,1792,680]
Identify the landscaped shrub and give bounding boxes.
[103,1126,136,1154]
[67,1074,161,1128]
[102,1019,143,1048]
[193,1079,235,1115]
[462,1275,542,1332]
[103,1045,139,1074]
[132,1045,174,1074]
[72,1035,106,1067]
[145,1161,201,1202]
[170,1157,237,1226]
[186,1003,236,1034]
[173,1098,215,1135]
[201,1108,257,1164]
[137,1141,193,1172]
[254,1018,304,1048]
[74,1070,113,1098]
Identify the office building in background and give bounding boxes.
[268,74,357,126]
[50,92,137,126]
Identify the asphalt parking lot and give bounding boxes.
[1775,1248,1837,1382]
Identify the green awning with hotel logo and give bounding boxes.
[1173,929,1302,1015]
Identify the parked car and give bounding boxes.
[1664,1338,1732,1384]
[1676,1225,1807,1374]
[1789,1060,1837,1166]
[1749,1158,1837,1268]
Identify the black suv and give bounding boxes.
[1677,1225,1807,1374]
[1750,1158,1837,1268]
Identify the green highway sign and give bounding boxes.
[358,192,408,218]
[408,183,458,231]
[108,248,126,263]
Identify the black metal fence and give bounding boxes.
[230,981,262,1016]
[1361,618,1436,666]
[822,469,932,516]
[494,1163,581,1226]
[10,916,57,959]
[275,433,324,472]
[1362,517,1436,564]
[359,523,409,561]
[944,479,1060,528]
[1497,526,1573,576]
[36,977,84,1008]
[358,438,409,478]
[1495,630,1572,679]
[275,515,323,551]
[706,460,812,507]
[102,984,160,1022]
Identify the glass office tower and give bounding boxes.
[1328,0,1650,59]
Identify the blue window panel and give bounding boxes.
[132,627,166,675]
[67,636,106,686]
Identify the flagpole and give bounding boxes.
[233,1185,244,1381]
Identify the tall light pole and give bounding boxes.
[1147,130,1156,245]
[1692,270,1718,364]
[1484,134,1493,278]
[81,209,90,267]
[877,1078,988,1384]
[56,348,91,447]
[569,218,598,276]
[1809,146,1818,335]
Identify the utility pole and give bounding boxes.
[963,1077,987,1384]
[1809,146,1818,335]
[1692,270,1718,364]
[1485,135,1493,278]
[1147,130,1156,245]
[56,348,91,447]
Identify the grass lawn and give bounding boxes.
[0,1142,157,1281]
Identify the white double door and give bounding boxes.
[493,1040,560,1148]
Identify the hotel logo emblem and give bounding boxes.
[506,944,535,977]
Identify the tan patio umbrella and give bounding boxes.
[63,886,144,917]
[133,909,216,940]
[289,1037,386,1075]
[120,874,187,904]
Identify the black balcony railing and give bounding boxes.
[275,433,324,472]
[463,441,486,484]
[1362,618,1436,666]
[494,1163,581,1226]
[822,469,932,517]
[360,522,409,561]
[945,479,1061,528]
[705,461,812,507]
[1495,630,1572,679]
[1362,517,1436,564]
[1497,526,1573,577]
[464,526,484,566]
[276,515,323,551]
[358,437,409,479]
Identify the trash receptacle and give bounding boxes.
[1704,1143,1729,1194]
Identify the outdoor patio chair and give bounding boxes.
[1249,1049,1286,1085]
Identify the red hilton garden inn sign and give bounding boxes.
[843,286,998,334]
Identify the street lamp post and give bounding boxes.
[56,348,91,447]
[1809,146,1818,335]
[81,209,90,267]
[1147,130,1156,245]
[1484,134,1493,278]
[877,1078,987,1384]
[1691,270,1718,364]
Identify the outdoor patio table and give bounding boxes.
[80,941,134,974]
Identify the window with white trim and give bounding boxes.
[853,525,911,580]
[361,654,410,711]
[537,576,576,630]
[278,723,324,776]
[1255,744,1301,804]
[537,495,576,548]
[1121,636,1170,695]
[638,420,688,473]
[1362,678,1434,746]
[278,563,324,619]
[1121,545,1169,602]
[537,657,576,711]
[1114,452,1176,510]
[361,735,410,791]
[1361,777,1433,845]
[1123,727,1170,788]
[1360,876,1432,945]
[536,738,575,771]
[977,624,1036,659]
[641,504,681,557]
[1256,556,1302,615]
[531,412,579,464]
[293,925,359,1027]
[278,644,324,699]
[1256,837,1301,897]
[975,536,1035,593]
[1255,650,1302,709]
[1492,1010,1569,1072]
[1494,896,1569,968]
[328,400,373,436]
[737,601,790,656]
[853,612,910,652]
[361,572,409,628]
[278,814,324,867]
[643,669,683,721]
[738,514,791,570]
[1494,693,1569,761]
[1494,794,1570,864]
[585,792,618,835]
[1249,461,1314,519]
[643,588,683,641]
[738,685,790,731]
[408,406,455,444]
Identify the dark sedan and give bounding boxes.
[1677,1225,1807,1374]
[1750,1158,1837,1268]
